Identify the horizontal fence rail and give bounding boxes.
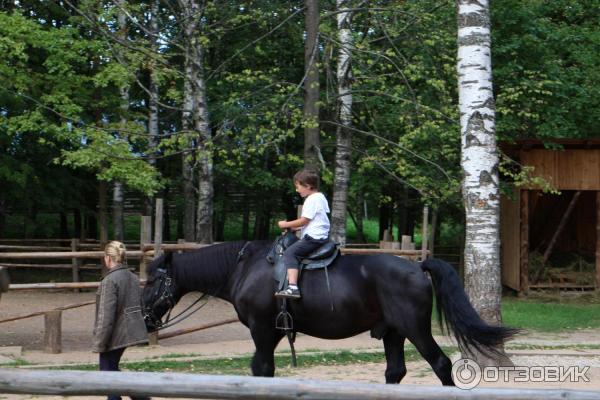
[0,370,599,400]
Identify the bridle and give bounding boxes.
[143,265,211,331]
[143,266,177,330]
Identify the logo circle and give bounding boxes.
[451,358,482,390]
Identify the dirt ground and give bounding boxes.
[1,290,600,399]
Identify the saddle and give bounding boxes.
[267,231,339,292]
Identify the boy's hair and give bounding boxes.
[294,169,320,190]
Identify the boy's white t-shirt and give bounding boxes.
[300,192,330,240]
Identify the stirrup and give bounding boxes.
[276,310,294,331]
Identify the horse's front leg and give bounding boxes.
[383,329,407,384]
[249,320,285,377]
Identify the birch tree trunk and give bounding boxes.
[181,70,196,241]
[330,0,353,246]
[194,50,214,244]
[180,0,213,243]
[457,0,507,365]
[145,0,160,218]
[180,0,197,242]
[303,0,320,171]
[112,2,128,241]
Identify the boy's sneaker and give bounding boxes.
[275,286,301,299]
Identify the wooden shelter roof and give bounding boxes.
[500,139,600,153]
[500,139,600,191]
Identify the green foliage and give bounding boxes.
[1,0,597,241]
[493,0,600,139]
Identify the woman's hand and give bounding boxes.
[278,220,288,229]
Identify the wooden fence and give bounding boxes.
[1,369,599,399]
[0,230,450,353]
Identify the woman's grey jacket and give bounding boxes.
[92,265,148,353]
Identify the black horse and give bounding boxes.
[142,239,517,385]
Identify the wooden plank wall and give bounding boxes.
[521,149,600,190]
[500,192,520,291]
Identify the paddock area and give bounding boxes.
[2,289,600,398]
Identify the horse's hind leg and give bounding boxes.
[408,329,454,386]
[383,330,407,384]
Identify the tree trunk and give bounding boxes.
[330,0,353,247]
[181,18,196,242]
[0,196,5,238]
[73,208,82,240]
[59,212,69,239]
[25,202,37,239]
[163,194,170,242]
[457,0,507,365]
[113,2,128,242]
[112,182,124,241]
[378,203,390,241]
[145,0,160,219]
[397,186,409,236]
[354,191,366,243]
[242,197,250,240]
[430,207,438,258]
[193,28,214,244]
[303,0,320,170]
[179,0,213,244]
[98,181,108,246]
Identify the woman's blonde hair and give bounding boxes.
[104,241,127,264]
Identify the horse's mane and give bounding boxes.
[148,241,255,292]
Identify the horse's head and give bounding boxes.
[142,252,183,332]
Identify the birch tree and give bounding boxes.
[179,0,213,243]
[303,0,321,170]
[145,0,161,217]
[181,7,197,242]
[330,0,353,246]
[457,0,506,364]
[113,0,129,241]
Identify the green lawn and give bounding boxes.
[501,297,600,332]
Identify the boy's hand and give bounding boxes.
[278,220,287,229]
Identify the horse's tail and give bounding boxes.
[421,258,520,354]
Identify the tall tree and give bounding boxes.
[330,0,353,246]
[303,0,320,170]
[112,0,131,241]
[144,0,161,218]
[179,0,214,243]
[457,0,506,365]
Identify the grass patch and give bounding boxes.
[502,298,600,332]
[50,349,432,375]
[0,359,32,367]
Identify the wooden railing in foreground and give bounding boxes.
[0,370,598,400]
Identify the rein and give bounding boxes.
[154,293,210,331]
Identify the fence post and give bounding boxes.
[0,266,9,301]
[154,199,163,258]
[70,239,81,291]
[421,205,429,261]
[148,199,164,347]
[44,310,62,354]
[139,216,152,280]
